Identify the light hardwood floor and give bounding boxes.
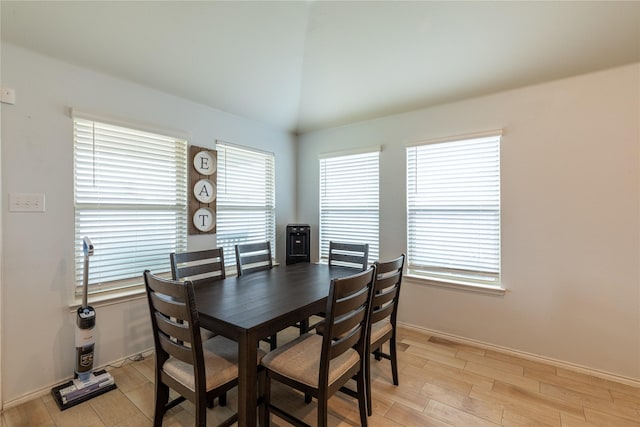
[3,325,639,426]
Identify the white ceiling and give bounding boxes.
[2,1,639,134]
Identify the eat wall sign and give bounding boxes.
[189,145,217,235]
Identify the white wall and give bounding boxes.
[298,64,640,381]
[0,42,297,404]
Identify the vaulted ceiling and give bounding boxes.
[2,1,639,133]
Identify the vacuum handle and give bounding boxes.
[82,237,94,309]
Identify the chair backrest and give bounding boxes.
[235,241,273,276]
[170,247,226,285]
[371,254,405,329]
[328,241,369,271]
[143,270,206,395]
[320,266,376,382]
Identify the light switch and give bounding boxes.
[9,193,45,212]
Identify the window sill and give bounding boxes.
[404,274,507,296]
[69,286,147,311]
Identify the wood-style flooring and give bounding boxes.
[2,325,639,426]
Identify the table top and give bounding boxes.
[194,262,356,337]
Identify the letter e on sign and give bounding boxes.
[193,151,216,175]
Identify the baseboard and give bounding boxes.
[1,347,154,411]
[398,322,640,388]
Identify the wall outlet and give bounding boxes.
[0,87,16,105]
[9,193,45,212]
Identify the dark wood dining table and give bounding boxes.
[193,262,356,427]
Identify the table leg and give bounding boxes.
[237,332,258,427]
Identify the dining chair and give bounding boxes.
[170,247,226,284]
[328,241,369,271]
[234,241,278,350]
[143,270,265,427]
[312,241,370,321]
[235,241,273,276]
[259,266,376,427]
[365,253,405,415]
[170,247,228,405]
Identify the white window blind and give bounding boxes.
[74,117,188,295]
[406,134,501,286]
[216,142,276,267]
[319,151,379,263]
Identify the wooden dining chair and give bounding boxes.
[235,241,273,276]
[259,266,376,427]
[170,247,226,284]
[170,247,229,405]
[365,253,405,415]
[328,241,369,271]
[313,240,370,321]
[234,241,278,350]
[143,270,265,427]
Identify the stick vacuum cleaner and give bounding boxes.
[52,237,117,410]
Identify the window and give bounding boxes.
[319,150,379,263]
[406,133,501,288]
[216,142,276,267]
[74,116,188,296]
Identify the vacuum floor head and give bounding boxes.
[51,369,117,411]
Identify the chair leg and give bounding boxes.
[195,396,207,427]
[356,371,368,427]
[390,336,399,386]
[299,318,309,335]
[366,351,372,416]
[154,383,170,427]
[270,334,277,351]
[318,393,328,427]
[262,373,271,427]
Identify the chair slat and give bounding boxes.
[155,313,192,343]
[332,307,366,339]
[176,261,224,279]
[330,327,362,358]
[332,288,369,318]
[150,292,187,320]
[159,333,194,365]
[371,302,394,324]
[373,286,397,309]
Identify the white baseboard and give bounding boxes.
[398,322,640,388]
[2,347,154,411]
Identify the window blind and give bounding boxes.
[216,142,276,267]
[319,151,379,263]
[74,118,188,295]
[406,134,501,285]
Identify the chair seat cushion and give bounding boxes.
[261,333,360,388]
[370,319,393,345]
[163,335,266,391]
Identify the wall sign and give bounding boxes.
[189,146,217,235]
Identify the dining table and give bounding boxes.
[193,262,357,427]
